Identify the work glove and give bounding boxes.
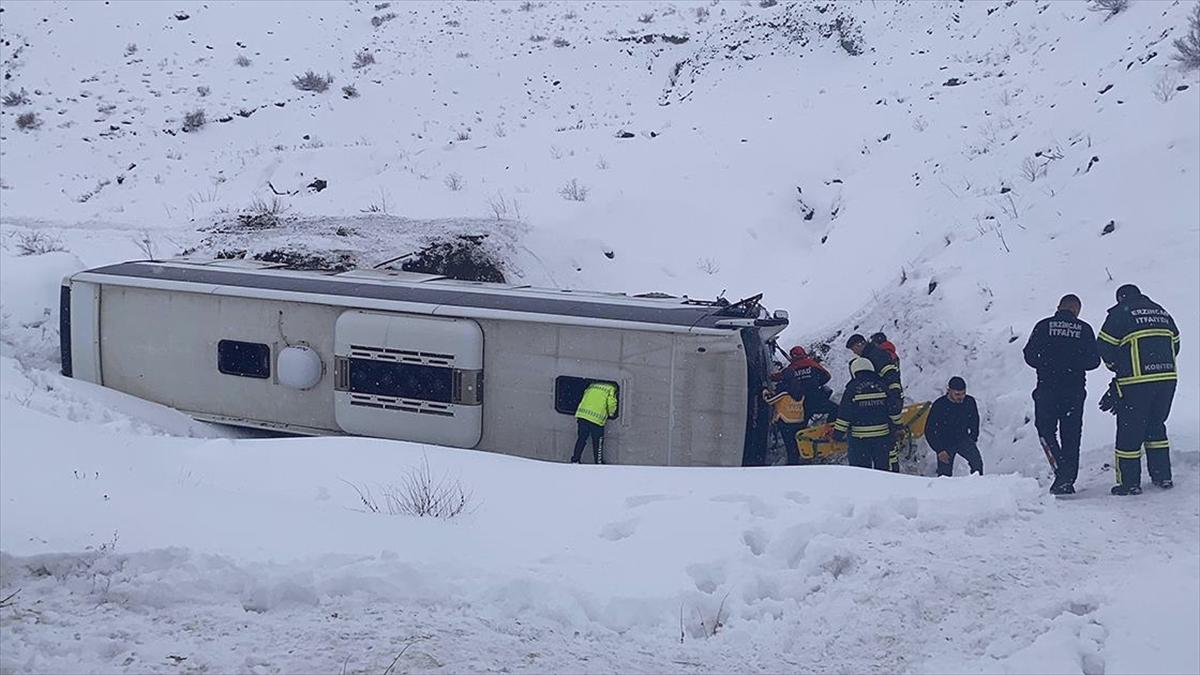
[1098,379,1119,415]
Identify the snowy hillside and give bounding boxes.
[1,1,1198,673]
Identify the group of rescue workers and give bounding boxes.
[1025,284,1180,496]
[567,282,1179,497]
[758,283,1180,496]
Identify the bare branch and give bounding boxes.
[0,588,20,608]
[382,635,431,675]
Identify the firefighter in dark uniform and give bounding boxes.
[1023,294,1101,495]
[870,332,902,383]
[1097,284,1181,495]
[832,357,904,471]
[846,334,904,471]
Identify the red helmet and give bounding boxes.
[789,346,807,360]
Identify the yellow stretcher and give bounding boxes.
[795,401,932,464]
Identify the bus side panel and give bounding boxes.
[98,285,340,432]
[671,333,749,467]
[474,320,675,466]
[68,281,102,384]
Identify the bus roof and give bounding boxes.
[74,259,770,331]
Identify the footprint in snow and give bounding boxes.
[624,494,679,508]
[711,494,778,518]
[742,528,770,556]
[599,518,638,541]
[686,561,727,594]
[1060,599,1098,617]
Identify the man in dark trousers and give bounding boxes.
[1097,284,1181,495]
[1023,294,1101,494]
[832,357,902,471]
[846,334,903,470]
[570,381,618,464]
[925,377,983,476]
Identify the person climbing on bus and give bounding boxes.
[571,381,618,465]
[772,345,828,382]
[772,345,838,425]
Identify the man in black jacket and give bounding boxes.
[847,334,904,470]
[925,377,983,476]
[833,357,903,471]
[1097,284,1181,495]
[1023,294,1101,495]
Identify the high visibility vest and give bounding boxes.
[764,390,806,424]
[576,383,618,426]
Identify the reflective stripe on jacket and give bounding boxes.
[1097,295,1180,387]
[862,342,903,402]
[576,383,618,426]
[832,374,899,440]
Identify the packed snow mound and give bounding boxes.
[183,213,530,281]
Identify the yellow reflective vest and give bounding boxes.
[763,389,806,424]
[576,383,618,426]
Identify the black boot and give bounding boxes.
[1050,483,1075,495]
[1153,479,1174,489]
[1111,484,1143,496]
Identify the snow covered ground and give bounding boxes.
[2,403,1198,674]
[1,0,1198,672]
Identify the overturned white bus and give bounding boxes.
[60,259,788,466]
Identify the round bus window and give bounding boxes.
[278,345,323,390]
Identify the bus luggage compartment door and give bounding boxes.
[333,310,483,447]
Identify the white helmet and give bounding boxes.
[849,357,873,376]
